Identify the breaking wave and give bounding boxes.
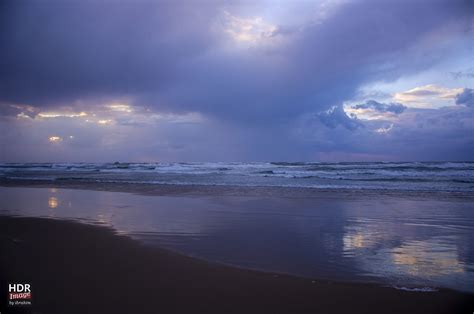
[1,161,473,192]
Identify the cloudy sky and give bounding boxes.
[1,0,473,162]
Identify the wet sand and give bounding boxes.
[0,216,472,314]
[2,178,473,201]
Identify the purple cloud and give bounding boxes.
[455,88,474,107]
[352,100,407,114]
[317,106,363,131]
[0,0,472,161]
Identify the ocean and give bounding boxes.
[1,161,474,192]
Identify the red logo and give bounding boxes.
[9,292,31,300]
[8,284,32,306]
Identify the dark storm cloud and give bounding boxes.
[352,100,407,114]
[0,104,26,117]
[0,0,471,121]
[0,0,220,105]
[455,88,474,107]
[0,0,473,162]
[316,105,362,131]
[155,0,472,124]
[295,105,474,162]
[0,103,39,118]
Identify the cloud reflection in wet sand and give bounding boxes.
[343,222,468,288]
[391,238,464,276]
[1,187,473,292]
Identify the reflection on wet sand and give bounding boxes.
[343,229,378,253]
[48,188,60,218]
[48,197,58,209]
[1,186,473,293]
[392,239,465,276]
[343,222,467,287]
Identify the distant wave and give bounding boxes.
[1,162,473,192]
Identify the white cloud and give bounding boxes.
[220,11,278,44]
[393,84,463,108]
[375,124,393,134]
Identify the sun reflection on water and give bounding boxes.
[391,240,465,276]
[343,222,465,283]
[48,197,58,209]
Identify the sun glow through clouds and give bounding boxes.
[97,119,113,125]
[38,111,87,118]
[106,103,133,113]
[221,11,277,44]
[48,136,62,143]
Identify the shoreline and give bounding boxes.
[1,178,473,201]
[1,215,473,314]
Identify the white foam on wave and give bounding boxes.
[1,162,473,192]
[391,285,438,292]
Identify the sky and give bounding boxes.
[0,0,473,162]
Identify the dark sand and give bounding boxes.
[0,216,472,314]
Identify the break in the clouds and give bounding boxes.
[0,0,473,162]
